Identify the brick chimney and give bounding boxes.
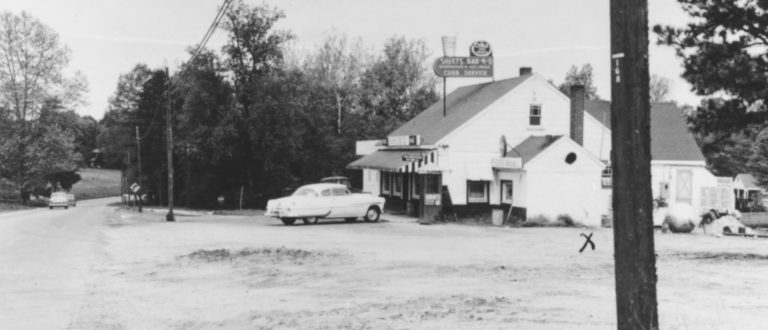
[570,84,585,146]
[519,67,532,76]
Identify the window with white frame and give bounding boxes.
[601,166,612,188]
[501,181,513,204]
[392,173,402,197]
[381,172,391,194]
[467,181,488,203]
[529,104,542,126]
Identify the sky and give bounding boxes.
[3,0,698,120]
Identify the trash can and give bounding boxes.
[491,208,503,226]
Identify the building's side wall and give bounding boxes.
[440,151,485,206]
[435,76,571,208]
[582,113,611,161]
[524,140,604,227]
[650,162,720,212]
[441,75,571,154]
[362,169,380,195]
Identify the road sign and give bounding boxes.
[130,183,141,193]
[433,56,493,78]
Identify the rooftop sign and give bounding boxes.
[433,56,494,78]
[470,40,492,57]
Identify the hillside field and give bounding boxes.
[71,168,122,200]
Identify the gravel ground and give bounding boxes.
[59,208,768,329]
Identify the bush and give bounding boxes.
[520,214,552,227]
[556,214,576,227]
[518,214,578,227]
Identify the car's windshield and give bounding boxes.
[292,188,317,197]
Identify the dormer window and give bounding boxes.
[529,104,542,126]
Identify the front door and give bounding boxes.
[676,170,692,204]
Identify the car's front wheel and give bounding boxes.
[364,206,380,222]
[281,218,296,226]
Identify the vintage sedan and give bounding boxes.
[265,183,385,225]
[49,192,69,210]
[66,193,77,207]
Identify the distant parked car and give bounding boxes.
[49,192,69,210]
[320,176,361,192]
[265,183,385,225]
[320,176,350,186]
[66,193,76,207]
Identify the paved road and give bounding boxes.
[0,197,118,329]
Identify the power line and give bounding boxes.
[170,0,232,91]
[137,0,232,141]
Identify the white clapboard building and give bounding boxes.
[348,67,732,226]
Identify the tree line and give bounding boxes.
[0,11,96,201]
[98,1,438,209]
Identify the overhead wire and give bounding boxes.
[137,0,232,141]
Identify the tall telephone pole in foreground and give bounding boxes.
[165,68,175,222]
[610,0,658,329]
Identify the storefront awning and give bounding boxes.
[348,149,437,172]
[464,162,494,181]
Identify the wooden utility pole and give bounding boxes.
[166,68,175,222]
[610,0,658,329]
[135,126,143,212]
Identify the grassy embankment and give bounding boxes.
[0,168,121,212]
[70,168,121,200]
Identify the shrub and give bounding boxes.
[518,214,578,227]
[521,214,552,227]
[556,214,576,227]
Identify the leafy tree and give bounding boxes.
[95,5,449,209]
[655,0,768,180]
[359,36,439,139]
[0,11,86,200]
[221,1,300,203]
[97,64,153,168]
[301,33,367,135]
[649,74,672,103]
[172,49,236,208]
[45,171,81,191]
[558,63,599,99]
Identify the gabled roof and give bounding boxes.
[389,75,532,144]
[584,101,705,162]
[508,135,563,164]
[584,100,611,127]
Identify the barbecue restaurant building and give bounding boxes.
[348,68,606,226]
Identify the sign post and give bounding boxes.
[435,38,494,117]
[217,195,225,214]
[130,182,142,212]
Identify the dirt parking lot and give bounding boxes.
[69,208,768,329]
